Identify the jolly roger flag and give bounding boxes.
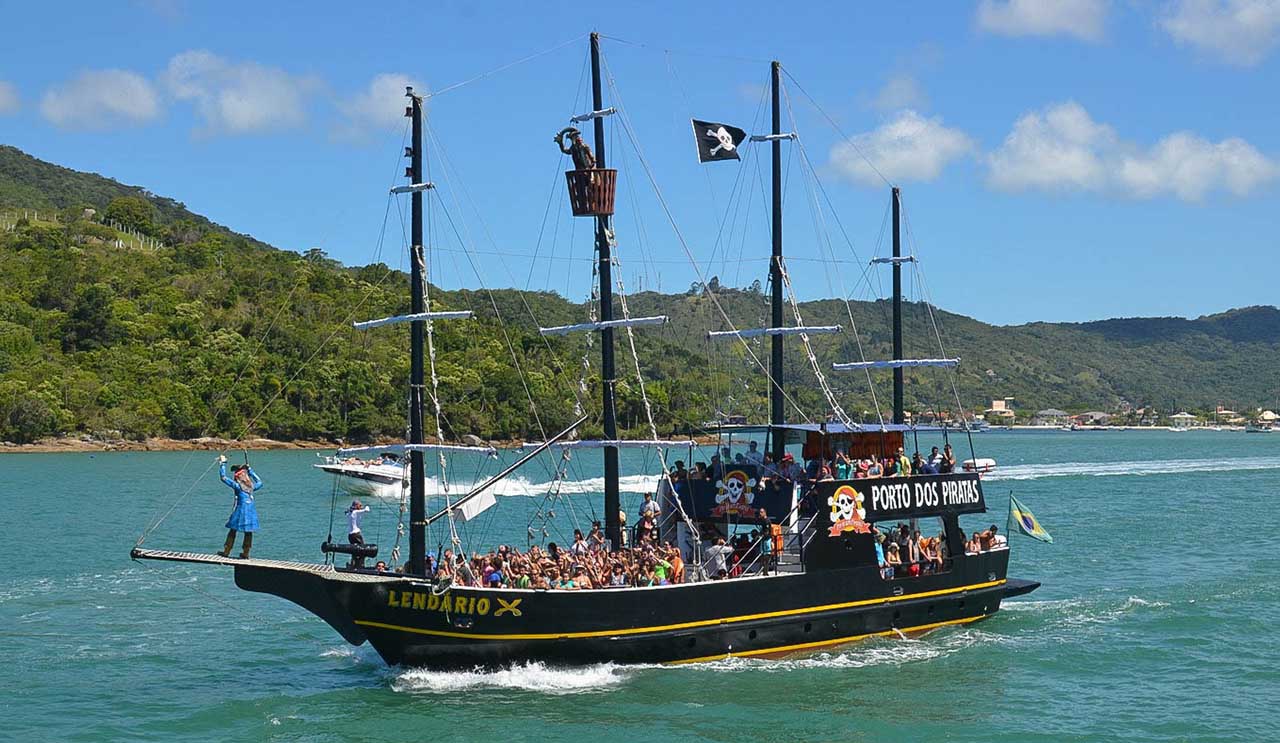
[692,119,748,163]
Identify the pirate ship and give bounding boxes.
[132,34,1039,668]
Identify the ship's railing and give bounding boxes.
[706,493,813,580]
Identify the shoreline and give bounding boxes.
[1,427,1244,454]
[0,434,727,454]
[0,436,341,454]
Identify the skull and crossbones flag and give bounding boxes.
[691,119,747,163]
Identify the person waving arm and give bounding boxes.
[217,455,239,490]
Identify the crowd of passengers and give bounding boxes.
[363,515,1011,586]
[355,440,992,587]
[872,522,1007,580]
[665,441,960,491]
[376,516,691,589]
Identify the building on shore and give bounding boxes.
[1032,408,1069,426]
[1073,411,1112,426]
[984,397,1016,424]
[1169,412,1199,428]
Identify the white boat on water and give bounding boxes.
[314,452,406,497]
[962,457,997,473]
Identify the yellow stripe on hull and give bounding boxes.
[669,613,989,664]
[354,578,1005,642]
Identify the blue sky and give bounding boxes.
[1,1,1277,325]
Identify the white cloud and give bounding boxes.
[163,50,321,135]
[987,101,1278,200]
[830,110,974,186]
[870,74,927,113]
[987,101,1116,192]
[1118,132,1278,200]
[976,0,1109,41]
[0,81,18,115]
[39,70,161,130]
[335,73,420,140]
[1160,0,1280,66]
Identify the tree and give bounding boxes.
[103,196,157,236]
[64,283,123,351]
[4,394,58,443]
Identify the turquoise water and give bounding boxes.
[4,431,1278,742]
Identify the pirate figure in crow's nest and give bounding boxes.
[555,126,597,169]
[216,454,264,558]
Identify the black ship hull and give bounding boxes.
[234,549,1028,668]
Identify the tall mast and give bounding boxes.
[591,33,622,551]
[407,89,427,576]
[891,187,904,425]
[769,60,785,463]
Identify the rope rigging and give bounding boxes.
[137,147,412,547]
[601,52,815,427]
[134,37,990,566]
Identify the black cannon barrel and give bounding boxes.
[320,541,379,558]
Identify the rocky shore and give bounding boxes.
[2,432,727,454]
[0,436,339,453]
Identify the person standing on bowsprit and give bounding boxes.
[216,455,263,559]
[346,500,371,568]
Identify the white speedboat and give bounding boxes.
[962,457,997,473]
[315,452,406,497]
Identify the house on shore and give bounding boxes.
[1033,408,1069,426]
[1169,412,1199,428]
[984,398,1016,424]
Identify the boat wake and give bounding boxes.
[985,456,1280,481]
[395,455,1280,498]
[677,625,996,673]
[389,661,633,694]
[376,474,664,499]
[999,594,1171,637]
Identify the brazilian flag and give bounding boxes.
[1008,494,1052,544]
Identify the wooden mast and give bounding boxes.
[406,88,427,576]
[769,60,786,463]
[892,187,904,425]
[590,33,622,551]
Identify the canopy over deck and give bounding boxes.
[711,422,943,443]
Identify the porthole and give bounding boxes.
[686,636,696,648]
[804,622,812,633]
[749,630,758,640]
[927,605,935,615]
[958,599,966,609]
[893,610,901,620]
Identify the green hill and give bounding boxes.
[1,145,1277,444]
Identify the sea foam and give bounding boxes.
[985,456,1280,481]
[389,661,632,694]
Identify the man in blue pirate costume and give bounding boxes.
[216,454,264,558]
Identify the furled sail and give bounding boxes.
[831,358,959,371]
[538,316,668,336]
[707,325,841,339]
[352,310,473,330]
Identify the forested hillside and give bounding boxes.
[2,145,1278,444]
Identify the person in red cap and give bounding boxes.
[778,452,803,482]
